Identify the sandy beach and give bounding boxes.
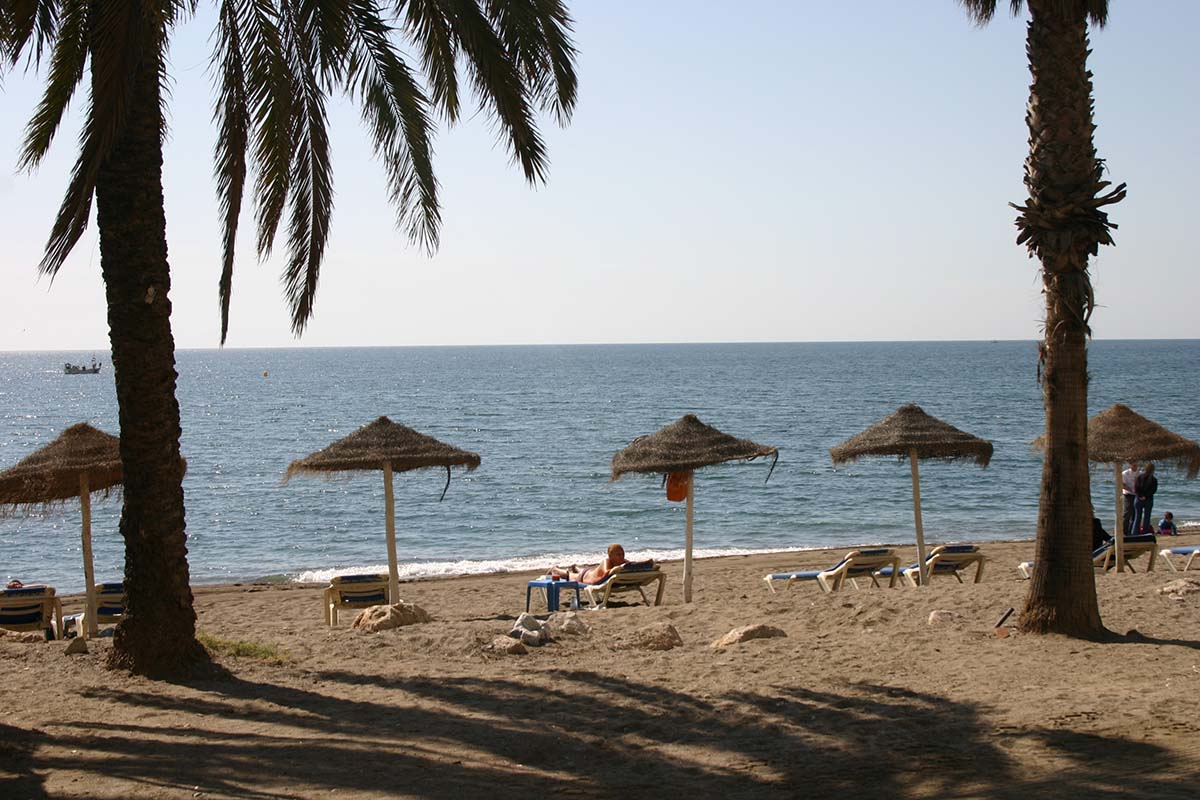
[3,534,1200,799]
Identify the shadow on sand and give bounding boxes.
[11,666,1198,799]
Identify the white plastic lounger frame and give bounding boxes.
[0,585,64,639]
[1020,536,1159,580]
[1094,535,1157,572]
[896,545,986,587]
[324,574,391,625]
[764,549,901,594]
[1159,545,1200,572]
[59,582,125,638]
[582,563,665,608]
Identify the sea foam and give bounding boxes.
[291,544,837,585]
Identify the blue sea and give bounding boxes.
[1,341,1197,593]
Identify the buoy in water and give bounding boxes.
[263,371,269,377]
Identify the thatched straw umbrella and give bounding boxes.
[285,417,481,602]
[0,423,122,638]
[830,404,993,586]
[1034,403,1200,572]
[611,414,778,603]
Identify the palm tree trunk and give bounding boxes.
[94,40,208,674]
[1016,1,1118,637]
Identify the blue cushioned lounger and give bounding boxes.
[60,581,126,638]
[0,585,64,639]
[324,574,390,625]
[765,549,901,593]
[1020,534,1158,578]
[1159,544,1200,572]
[1093,534,1157,572]
[875,544,986,587]
[582,561,665,607]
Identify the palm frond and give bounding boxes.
[2,0,62,66]
[211,0,250,344]
[960,0,1109,27]
[293,0,352,86]
[241,0,296,259]
[17,0,86,171]
[346,0,439,249]
[486,0,576,124]
[40,0,146,276]
[438,0,546,183]
[280,0,334,335]
[401,0,460,121]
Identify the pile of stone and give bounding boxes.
[490,611,593,656]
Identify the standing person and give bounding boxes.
[1134,463,1158,534]
[1121,461,1140,537]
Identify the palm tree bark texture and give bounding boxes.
[1010,1,1125,636]
[92,38,208,674]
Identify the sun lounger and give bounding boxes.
[324,573,390,625]
[0,585,64,639]
[1018,534,1159,579]
[875,544,986,587]
[1160,545,1200,572]
[1094,534,1157,572]
[58,582,125,638]
[582,561,665,608]
[764,548,901,593]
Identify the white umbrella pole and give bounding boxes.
[1114,463,1125,573]
[383,463,399,603]
[79,474,98,639]
[683,472,695,603]
[909,451,929,586]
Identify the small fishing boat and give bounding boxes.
[64,358,102,375]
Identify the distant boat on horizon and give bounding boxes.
[64,358,101,375]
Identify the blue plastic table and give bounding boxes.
[526,578,583,612]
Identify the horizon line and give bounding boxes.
[4,336,1197,355]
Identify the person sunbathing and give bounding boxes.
[549,544,628,584]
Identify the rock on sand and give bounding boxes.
[546,611,591,636]
[711,623,787,649]
[509,612,552,646]
[352,603,432,632]
[490,635,528,655]
[1158,578,1200,600]
[612,622,683,651]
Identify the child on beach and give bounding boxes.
[1159,512,1179,536]
[548,544,628,585]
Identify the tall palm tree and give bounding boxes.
[960,0,1125,636]
[1,0,576,675]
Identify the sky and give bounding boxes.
[1,1,1198,351]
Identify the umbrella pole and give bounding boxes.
[909,451,929,586]
[683,472,695,603]
[79,474,99,639]
[1114,463,1125,574]
[384,463,400,603]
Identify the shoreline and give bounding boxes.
[260,522,1200,589]
[48,528,1199,608]
[32,520,1198,597]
